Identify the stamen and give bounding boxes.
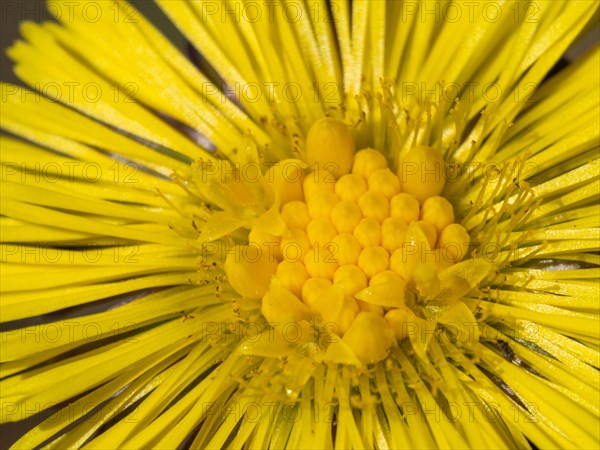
[420,196,455,233]
[333,265,368,296]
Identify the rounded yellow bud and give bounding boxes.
[281,201,311,230]
[352,148,388,180]
[302,277,332,307]
[303,170,336,200]
[420,196,455,234]
[390,193,420,222]
[331,201,362,233]
[368,169,401,198]
[333,265,368,296]
[304,248,338,279]
[438,223,471,263]
[358,246,390,279]
[280,229,311,263]
[335,173,367,202]
[397,145,445,203]
[381,217,408,252]
[353,218,381,248]
[416,220,437,249]
[342,312,394,364]
[358,191,389,223]
[331,233,362,265]
[276,260,309,297]
[306,218,338,248]
[307,191,340,219]
[306,118,354,178]
[224,245,278,299]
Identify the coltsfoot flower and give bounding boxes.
[1,1,599,449]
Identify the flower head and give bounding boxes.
[1,1,599,449]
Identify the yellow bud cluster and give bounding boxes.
[223,119,471,366]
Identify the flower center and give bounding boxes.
[224,118,471,365]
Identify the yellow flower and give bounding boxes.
[1,1,599,448]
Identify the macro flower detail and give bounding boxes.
[1,1,599,449]
[223,117,485,367]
